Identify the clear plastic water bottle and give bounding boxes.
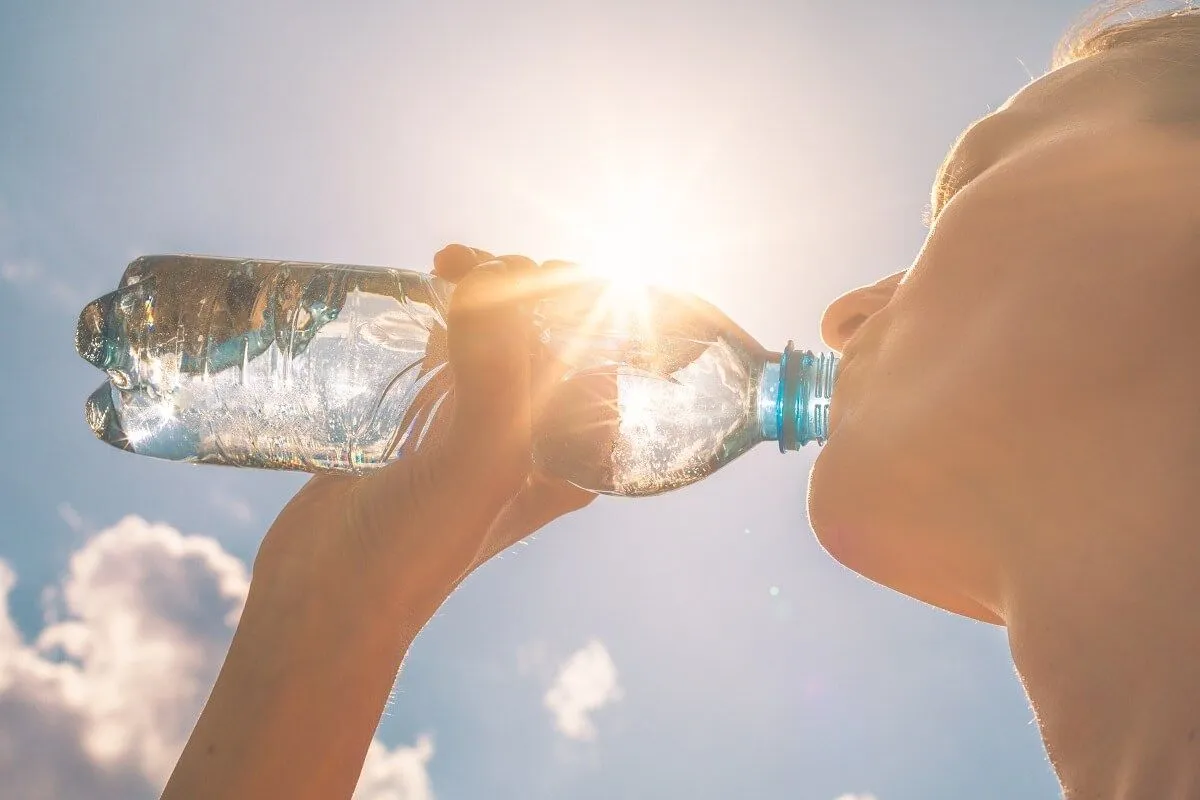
[76,255,837,496]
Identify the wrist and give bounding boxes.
[251,526,461,650]
[164,564,423,800]
[243,548,441,662]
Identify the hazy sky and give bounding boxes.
[0,1,1104,797]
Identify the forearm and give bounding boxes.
[162,564,435,800]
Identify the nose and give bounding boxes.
[820,271,904,352]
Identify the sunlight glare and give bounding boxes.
[511,157,739,393]
[616,374,662,442]
[575,177,690,290]
[125,398,175,448]
[562,176,702,357]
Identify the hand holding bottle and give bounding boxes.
[253,244,596,624]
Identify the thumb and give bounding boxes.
[442,262,533,500]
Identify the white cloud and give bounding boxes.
[0,515,434,799]
[543,640,622,742]
[0,516,250,791]
[834,794,879,800]
[0,259,83,309]
[354,735,435,800]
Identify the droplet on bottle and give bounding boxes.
[76,292,117,369]
[84,383,133,452]
[240,338,250,386]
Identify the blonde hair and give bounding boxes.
[1054,1,1200,67]
[1049,2,1200,130]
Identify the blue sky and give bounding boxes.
[0,1,1101,797]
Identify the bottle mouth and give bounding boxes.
[777,342,838,451]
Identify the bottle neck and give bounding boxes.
[757,343,839,451]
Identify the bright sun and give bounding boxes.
[504,153,748,326]
[573,179,688,288]
[519,167,719,294]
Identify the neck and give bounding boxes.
[1002,446,1200,798]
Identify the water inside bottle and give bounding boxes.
[78,256,455,471]
[532,283,768,496]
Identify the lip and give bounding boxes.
[835,300,889,365]
[837,324,870,364]
[827,350,858,436]
[834,347,857,378]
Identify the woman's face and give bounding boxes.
[809,43,1200,624]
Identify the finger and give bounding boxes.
[505,470,596,539]
[438,247,540,296]
[472,254,543,311]
[531,258,588,296]
[532,369,620,493]
[442,263,534,501]
[491,254,539,279]
[525,258,606,452]
[432,244,495,283]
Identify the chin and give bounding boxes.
[807,422,1005,626]
[806,426,886,578]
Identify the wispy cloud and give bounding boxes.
[0,515,434,799]
[543,639,622,741]
[516,639,552,681]
[57,502,87,534]
[1,259,85,310]
[209,489,255,526]
[834,794,879,800]
[0,261,38,283]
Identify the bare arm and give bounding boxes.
[162,533,425,799]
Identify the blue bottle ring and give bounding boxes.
[779,340,804,452]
